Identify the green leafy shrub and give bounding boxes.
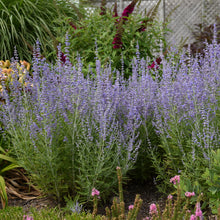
[202,149,220,214]
[56,0,167,78]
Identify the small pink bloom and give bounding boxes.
[143,217,149,220]
[195,202,203,218]
[91,188,100,197]
[190,214,196,220]
[147,57,162,69]
[148,61,156,69]
[23,215,34,220]
[149,203,158,215]
[170,175,180,185]
[116,166,121,170]
[128,204,134,210]
[167,194,173,200]
[185,192,195,197]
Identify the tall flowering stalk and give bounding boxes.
[116,166,123,203]
[113,0,118,18]
[100,0,107,15]
[121,0,139,21]
[112,0,139,49]
[112,19,124,49]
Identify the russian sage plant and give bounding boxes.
[147,38,220,194]
[0,40,141,202]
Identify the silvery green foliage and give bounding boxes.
[0,39,142,201]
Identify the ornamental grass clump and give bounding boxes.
[0,0,85,62]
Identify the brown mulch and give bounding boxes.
[96,179,167,220]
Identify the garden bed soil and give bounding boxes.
[0,169,217,219]
[2,178,166,219]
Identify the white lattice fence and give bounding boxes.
[165,0,220,44]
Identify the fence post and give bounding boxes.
[119,0,124,14]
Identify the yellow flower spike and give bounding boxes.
[0,85,3,93]
[3,60,10,68]
[20,60,31,71]
[0,61,4,68]
[24,82,33,87]
[26,63,31,71]
[19,74,25,83]
[2,68,14,76]
[16,63,20,69]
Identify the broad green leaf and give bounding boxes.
[0,175,8,208]
[0,164,20,174]
[0,154,17,164]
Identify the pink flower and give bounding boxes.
[148,57,162,69]
[190,214,196,220]
[170,175,180,185]
[148,61,156,69]
[116,166,121,170]
[91,188,100,197]
[128,204,134,210]
[143,218,149,220]
[185,192,195,197]
[23,215,34,220]
[149,203,158,215]
[167,194,173,200]
[195,202,203,218]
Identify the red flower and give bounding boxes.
[68,20,77,30]
[61,52,66,64]
[112,34,123,49]
[148,57,162,69]
[156,57,162,65]
[112,0,138,49]
[113,1,118,18]
[138,19,149,32]
[57,52,66,65]
[121,0,138,21]
[100,0,106,15]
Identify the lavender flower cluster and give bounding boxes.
[0,36,220,199]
